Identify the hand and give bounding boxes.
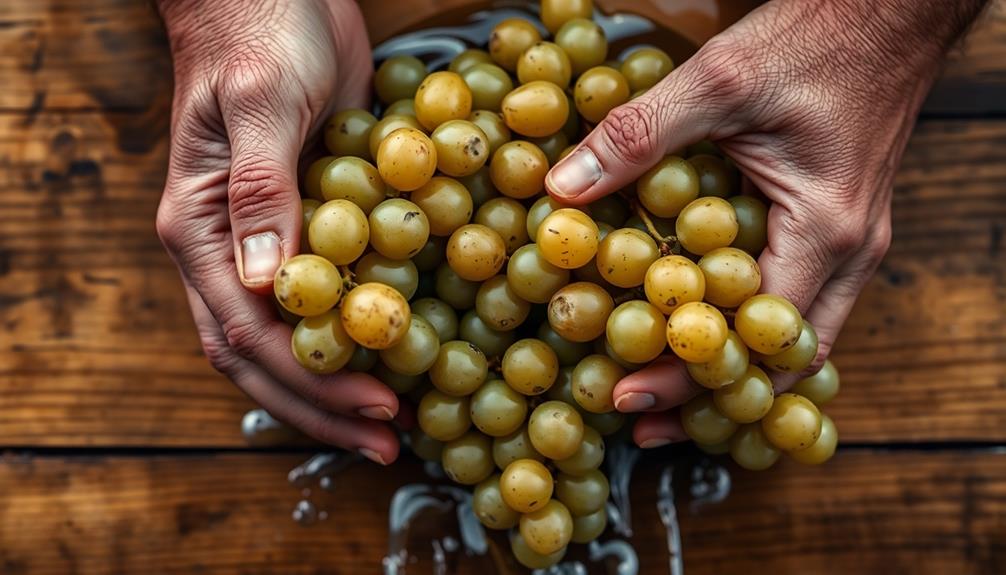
[545,0,987,447]
[155,0,400,464]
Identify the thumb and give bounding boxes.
[221,75,306,293]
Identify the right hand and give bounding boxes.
[155,0,399,464]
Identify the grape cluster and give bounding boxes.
[278,0,842,568]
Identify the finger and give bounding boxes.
[612,356,704,413]
[632,410,688,449]
[219,66,308,292]
[183,282,399,464]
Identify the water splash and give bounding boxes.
[241,408,296,446]
[536,562,588,575]
[292,499,318,526]
[688,458,731,512]
[287,452,359,488]
[588,539,639,575]
[605,440,642,537]
[657,467,684,575]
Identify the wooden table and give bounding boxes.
[1,1,1004,573]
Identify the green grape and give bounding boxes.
[644,255,706,314]
[713,365,775,423]
[762,319,819,373]
[354,252,419,299]
[548,282,614,342]
[574,65,630,124]
[429,340,488,396]
[529,131,570,166]
[555,18,607,75]
[555,469,609,516]
[666,302,729,363]
[554,426,605,475]
[410,176,474,237]
[384,98,416,117]
[435,263,480,309]
[430,119,490,179]
[319,156,386,213]
[442,431,494,485]
[571,354,625,413]
[473,474,520,529]
[636,156,699,218]
[735,294,803,355]
[729,423,782,471]
[595,228,659,288]
[346,345,379,372]
[414,71,473,131]
[474,197,529,255]
[502,80,570,138]
[500,458,553,512]
[291,310,356,374]
[410,297,459,343]
[446,223,507,281]
[368,114,423,160]
[601,338,647,371]
[624,214,675,238]
[537,209,600,270]
[681,393,738,444]
[605,300,667,364]
[368,198,430,260]
[697,247,762,308]
[791,359,840,406]
[308,199,369,265]
[450,48,494,74]
[340,282,411,349]
[490,141,549,199]
[303,156,335,201]
[588,194,629,227]
[675,197,739,255]
[300,198,320,253]
[528,400,584,460]
[788,414,838,465]
[373,362,425,394]
[470,379,528,437]
[761,393,822,452]
[620,47,673,91]
[374,55,427,104]
[506,244,570,304]
[493,428,544,469]
[537,323,592,366]
[467,112,511,158]
[376,128,438,191]
[581,410,626,436]
[729,195,769,254]
[510,531,566,570]
[324,108,376,160]
[520,500,574,555]
[488,18,542,71]
[526,195,566,239]
[696,440,730,455]
[686,330,750,389]
[475,275,531,332]
[461,63,514,113]
[547,367,578,404]
[409,428,444,462]
[459,310,518,359]
[418,389,471,442]
[517,41,573,87]
[501,338,559,395]
[379,315,440,376]
[274,255,342,317]
[689,154,740,198]
[571,508,608,543]
[457,165,498,212]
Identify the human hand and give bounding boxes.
[545,0,987,447]
[155,0,400,464]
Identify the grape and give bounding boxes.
[555,18,607,75]
[620,47,674,91]
[697,247,762,308]
[417,389,471,442]
[428,340,487,397]
[467,111,511,157]
[300,199,320,253]
[384,98,416,117]
[537,208,600,270]
[689,154,740,198]
[409,428,444,462]
[547,367,577,404]
[274,255,342,317]
[500,458,553,513]
[410,298,458,343]
[675,197,739,255]
[762,319,819,373]
[490,141,549,199]
[291,310,356,373]
[729,423,782,471]
[686,330,750,389]
[340,282,411,350]
[474,197,530,255]
[502,338,559,395]
[470,379,528,437]
[537,323,592,366]
[574,66,630,124]
[554,426,605,475]
[459,310,517,360]
[368,114,423,159]
[526,195,567,239]
[761,393,823,452]
[379,315,440,376]
[308,200,369,265]
[735,294,803,355]
[414,71,473,131]
[666,302,729,363]
[446,223,507,281]
[442,431,494,485]
[713,365,775,423]
[601,338,647,371]
[541,0,593,34]
[548,281,614,342]
[791,359,840,406]
[319,157,385,213]
[475,275,531,331]
[581,410,626,436]
[681,393,738,444]
[729,195,769,254]
[346,345,379,372]
[493,429,544,469]
[595,228,660,288]
[606,300,667,364]
[473,474,520,529]
[435,264,480,310]
[555,469,609,516]
[788,414,838,465]
[502,80,570,137]
[368,198,430,260]
[373,362,425,394]
[488,18,542,71]
[510,531,566,570]
[461,63,513,113]
[520,500,574,555]
[571,508,608,543]
[409,176,473,237]
[374,55,427,104]
[571,354,625,413]
[644,255,706,314]
[354,252,419,299]
[696,440,730,455]
[449,49,493,74]
[430,120,490,177]
[376,128,437,191]
[529,400,585,460]
[304,156,335,201]
[324,108,376,160]
[518,41,572,87]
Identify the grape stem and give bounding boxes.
[339,265,358,292]
[631,200,680,255]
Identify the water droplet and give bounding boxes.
[292,499,318,526]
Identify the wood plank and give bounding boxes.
[0,450,1003,573]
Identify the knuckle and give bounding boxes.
[222,316,267,363]
[827,219,864,259]
[155,199,184,254]
[866,220,893,263]
[201,332,239,374]
[598,101,661,166]
[688,39,761,110]
[218,50,285,106]
[228,161,294,222]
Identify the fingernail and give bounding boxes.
[358,405,395,421]
[615,392,656,412]
[639,438,672,449]
[358,447,388,465]
[547,147,601,199]
[241,231,282,284]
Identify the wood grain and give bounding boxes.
[0,450,1003,574]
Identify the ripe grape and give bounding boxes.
[500,458,553,513]
[340,282,411,350]
[442,431,494,485]
[606,300,667,364]
[791,359,840,406]
[475,275,531,331]
[555,18,607,75]
[548,281,614,342]
[474,197,530,254]
[537,208,600,270]
[571,354,625,413]
[470,379,528,437]
[518,41,573,87]
[291,310,356,373]
[368,114,423,159]
[554,425,605,475]
[788,414,838,465]
[686,330,750,389]
[644,255,706,314]
[461,63,513,113]
[555,469,609,516]
[528,400,584,460]
[729,423,782,471]
[502,80,570,137]
[493,429,544,469]
[430,120,490,177]
[761,393,823,452]
[713,365,775,423]
[376,128,437,191]
[368,198,430,260]
[762,319,819,373]
[473,474,520,529]
[446,223,507,281]
[354,252,418,300]
[666,301,729,363]
[409,176,474,237]
[384,98,416,117]
[319,156,385,213]
[324,108,376,160]
[502,338,559,395]
[574,66,630,124]
[571,508,608,543]
[449,48,493,74]
[410,297,459,343]
[274,254,342,317]
[428,340,488,397]
[697,247,762,308]
[675,197,739,255]
[681,393,738,445]
[735,294,803,355]
[467,111,511,157]
[417,389,471,442]
[414,71,473,131]
[374,55,427,104]
[541,0,593,34]
[510,531,566,570]
[490,141,549,199]
[488,18,542,71]
[379,315,441,376]
[620,47,674,91]
[520,499,574,555]
[596,228,660,288]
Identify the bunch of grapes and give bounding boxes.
[275,0,841,568]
